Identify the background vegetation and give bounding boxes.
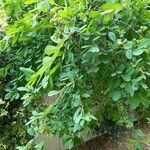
[0,0,150,149]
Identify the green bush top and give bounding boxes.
[0,0,150,149]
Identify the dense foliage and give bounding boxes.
[0,0,150,149]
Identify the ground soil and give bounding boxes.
[72,124,150,150]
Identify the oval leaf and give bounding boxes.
[126,50,132,59]
[133,49,144,56]
[112,91,121,101]
[48,90,59,97]
[108,32,116,42]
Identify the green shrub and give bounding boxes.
[0,0,150,149]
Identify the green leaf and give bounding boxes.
[48,90,59,97]
[133,49,144,56]
[65,138,74,149]
[20,67,35,76]
[16,146,26,150]
[125,83,135,96]
[80,120,85,126]
[37,1,50,12]
[124,41,134,49]
[138,38,150,49]
[45,45,58,55]
[24,0,40,4]
[111,72,117,77]
[130,98,140,109]
[34,141,45,149]
[89,114,97,120]
[0,40,7,52]
[83,115,91,121]
[112,91,121,101]
[118,64,125,71]
[73,123,81,132]
[17,87,29,92]
[48,0,55,4]
[89,45,99,52]
[101,3,122,11]
[126,50,132,59]
[140,82,148,89]
[102,11,114,21]
[108,32,116,42]
[82,93,90,98]
[121,74,131,82]
[126,67,135,75]
[89,10,101,18]
[41,75,50,88]
[73,108,82,123]
[144,71,150,76]
[140,97,149,108]
[73,95,81,107]
[135,129,144,137]
[0,99,5,105]
[0,68,5,78]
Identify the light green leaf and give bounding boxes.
[112,91,121,101]
[90,10,101,18]
[82,93,90,98]
[73,123,81,132]
[45,45,57,55]
[0,99,5,105]
[41,76,50,88]
[89,45,99,52]
[111,72,117,77]
[48,90,59,97]
[73,108,82,123]
[138,38,150,49]
[140,82,148,89]
[133,75,145,83]
[144,71,150,76]
[118,64,125,71]
[133,49,144,56]
[20,67,35,76]
[24,0,40,4]
[124,41,134,49]
[0,40,7,52]
[48,0,55,4]
[121,74,131,82]
[135,129,144,137]
[126,50,132,59]
[101,3,122,11]
[73,95,81,107]
[34,141,45,149]
[83,115,91,121]
[89,114,97,120]
[126,67,135,75]
[108,32,116,42]
[17,87,29,92]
